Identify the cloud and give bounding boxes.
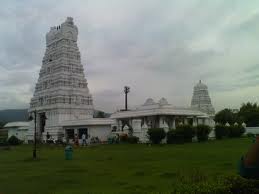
[1,0,259,112]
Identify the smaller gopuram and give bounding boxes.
[191,80,215,116]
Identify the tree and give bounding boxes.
[0,121,6,128]
[214,109,238,125]
[238,102,259,127]
[95,111,105,118]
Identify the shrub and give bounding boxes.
[119,134,128,143]
[7,135,22,145]
[107,135,119,144]
[228,125,246,138]
[147,128,166,144]
[247,132,255,138]
[0,138,9,146]
[127,136,139,144]
[172,175,259,194]
[223,175,259,194]
[240,125,246,135]
[90,136,100,144]
[166,130,184,144]
[167,130,175,144]
[195,125,211,142]
[215,125,227,139]
[176,125,195,142]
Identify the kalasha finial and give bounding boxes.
[66,17,74,25]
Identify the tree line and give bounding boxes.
[215,102,259,127]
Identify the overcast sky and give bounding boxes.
[1,0,259,112]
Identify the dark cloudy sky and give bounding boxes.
[1,0,259,112]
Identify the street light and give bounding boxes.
[28,110,47,159]
[124,86,130,111]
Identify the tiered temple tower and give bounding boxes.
[28,17,94,141]
[191,80,215,115]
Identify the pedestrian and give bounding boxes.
[46,132,50,140]
[82,133,87,146]
[46,132,51,143]
[74,134,79,147]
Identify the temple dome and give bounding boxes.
[144,98,155,106]
[194,80,208,90]
[191,80,215,115]
[159,97,169,106]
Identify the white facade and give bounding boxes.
[27,17,113,142]
[111,98,215,142]
[4,122,30,142]
[61,118,115,143]
[26,17,217,144]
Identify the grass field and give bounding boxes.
[0,138,252,194]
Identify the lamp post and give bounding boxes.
[124,86,130,111]
[28,110,47,159]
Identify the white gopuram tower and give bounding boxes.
[191,80,215,116]
[28,17,94,141]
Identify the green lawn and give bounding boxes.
[0,138,252,194]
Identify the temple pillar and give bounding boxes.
[159,116,169,132]
[172,117,176,129]
[119,120,123,131]
[184,118,188,125]
[193,117,197,127]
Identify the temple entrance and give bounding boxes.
[39,113,46,133]
[66,129,74,143]
[38,112,47,140]
[78,128,88,139]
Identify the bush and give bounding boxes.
[215,125,245,139]
[147,128,166,144]
[176,125,195,142]
[215,125,227,139]
[166,130,184,144]
[119,134,128,143]
[195,125,211,142]
[7,135,22,145]
[223,175,259,194]
[107,135,119,144]
[172,175,259,194]
[228,125,245,138]
[247,132,255,138]
[90,136,100,144]
[127,136,139,144]
[0,138,9,146]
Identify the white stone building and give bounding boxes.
[111,97,215,142]
[27,17,114,143]
[26,17,216,144]
[4,122,30,142]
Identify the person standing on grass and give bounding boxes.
[46,132,51,143]
[46,132,50,140]
[74,134,79,147]
[82,133,87,146]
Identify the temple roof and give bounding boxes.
[194,80,208,90]
[4,122,30,128]
[62,118,115,126]
[143,98,155,106]
[111,107,208,119]
[111,97,208,119]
